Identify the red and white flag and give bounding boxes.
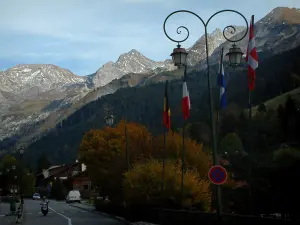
[246,15,258,91]
[182,73,191,120]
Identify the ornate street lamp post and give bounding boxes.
[103,98,129,169]
[10,165,17,214]
[18,146,25,204]
[163,9,248,220]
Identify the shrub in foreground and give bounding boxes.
[123,158,211,211]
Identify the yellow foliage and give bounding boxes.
[152,132,211,177]
[78,122,216,202]
[123,158,212,211]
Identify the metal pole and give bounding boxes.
[181,65,187,206]
[114,96,129,169]
[20,151,24,204]
[163,9,249,220]
[247,15,254,215]
[204,26,222,219]
[210,47,224,213]
[181,121,185,205]
[161,131,166,199]
[124,116,129,168]
[89,180,92,204]
[216,47,224,135]
[104,96,130,169]
[248,79,253,215]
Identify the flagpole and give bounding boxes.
[216,47,224,137]
[216,48,223,215]
[161,130,166,200]
[161,81,169,203]
[211,47,224,212]
[248,78,253,215]
[247,14,255,215]
[181,65,187,206]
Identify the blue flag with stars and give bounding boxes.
[219,60,226,109]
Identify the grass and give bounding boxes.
[9,100,51,116]
[252,87,300,114]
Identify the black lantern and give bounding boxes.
[19,146,24,155]
[105,114,115,126]
[170,44,188,68]
[226,43,243,67]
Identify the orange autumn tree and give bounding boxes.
[119,120,153,161]
[78,120,152,200]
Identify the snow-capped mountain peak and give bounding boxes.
[1,6,300,148]
[187,26,245,66]
[195,7,300,70]
[0,64,86,93]
[91,49,176,87]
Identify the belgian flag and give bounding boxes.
[163,80,171,130]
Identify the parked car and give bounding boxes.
[32,193,41,200]
[66,190,81,203]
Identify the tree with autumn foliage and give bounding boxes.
[123,159,211,211]
[78,121,152,201]
[122,131,213,210]
[152,132,211,177]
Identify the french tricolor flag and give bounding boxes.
[219,61,226,109]
[182,66,191,120]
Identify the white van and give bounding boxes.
[66,190,81,203]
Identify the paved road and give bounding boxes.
[20,199,125,225]
[0,202,17,225]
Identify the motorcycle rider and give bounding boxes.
[40,196,49,216]
[41,196,48,203]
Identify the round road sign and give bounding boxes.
[208,165,228,185]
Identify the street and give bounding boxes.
[1,199,126,225]
[0,201,17,225]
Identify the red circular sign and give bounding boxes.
[208,165,228,185]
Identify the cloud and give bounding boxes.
[123,0,164,3]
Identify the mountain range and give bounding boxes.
[0,6,300,156]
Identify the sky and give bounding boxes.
[0,0,300,76]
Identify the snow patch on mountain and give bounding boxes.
[91,49,176,87]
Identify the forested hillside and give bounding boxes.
[15,45,300,165]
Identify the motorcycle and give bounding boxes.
[40,200,50,216]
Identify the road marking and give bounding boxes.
[49,207,72,225]
[0,215,5,217]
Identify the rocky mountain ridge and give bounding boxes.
[1,6,300,145]
[187,26,245,66]
[90,49,176,87]
[199,7,300,69]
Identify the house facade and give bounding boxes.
[35,161,93,198]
